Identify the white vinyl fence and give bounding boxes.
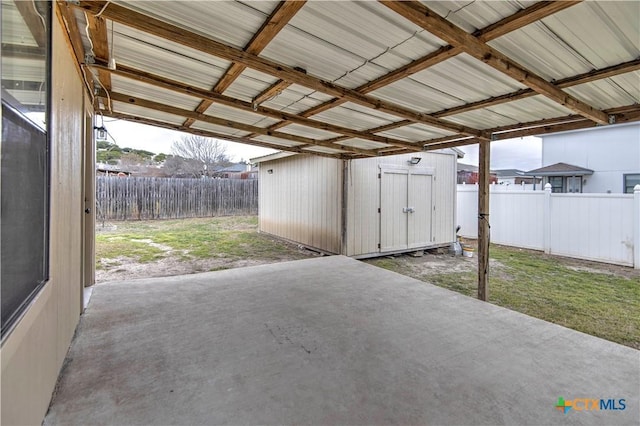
[457,184,640,268]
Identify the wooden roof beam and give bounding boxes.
[85,12,111,91]
[15,0,47,47]
[490,105,640,140]
[475,1,582,42]
[381,1,609,125]
[183,0,307,127]
[0,44,45,59]
[75,1,484,139]
[252,80,293,106]
[434,58,640,118]
[94,64,425,152]
[107,92,382,157]
[102,111,347,159]
[56,2,91,94]
[415,105,640,149]
[259,1,581,134]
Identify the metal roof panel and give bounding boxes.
[190,122,251,138]
[112,23,229,90]
[252,135,306,148]
[564,73,640,110]
[277,123,342,140]
[116,0,277,49]
[419,1,538,34]
[489,2,640,81]
[204,103,280,128]
[110,74,201,111]
[112,100,184,126]
[309,105,394,131]
[409,54,527,103]
[376,123,456,142]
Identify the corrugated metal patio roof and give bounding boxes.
[46,0,640,158]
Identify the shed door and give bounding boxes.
[380,166,434,252]
[408,172,433,249]
[380,168,409,252]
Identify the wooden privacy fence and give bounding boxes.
[96,176,258,221]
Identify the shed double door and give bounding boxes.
[380,166,433,252]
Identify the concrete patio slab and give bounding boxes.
[46,256,638,425]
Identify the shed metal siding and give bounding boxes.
[259,155,342,254]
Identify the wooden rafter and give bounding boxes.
[0,44,45,59]
[15,0,47,47]
[94,64,425,152]
[102,111,347,160]
[183,0,307,128]
[108,92,385,157]
[85,13,111,91]
[474,1,581,42]
[342,57,640,140]
[490,106,640,140]
[434,58,640,118]
[380,1,609,125]
[253,80,294,106]
[75,1,485,139]
[259,1,582,134]
[418,104,640,150]
[56,2,90,93]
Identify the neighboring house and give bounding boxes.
[457,162,497,184]
[529,123,640,193]
[213,163,257,179]
[525,162,594,193]
[96,163,131,176]
[493,169,540,186]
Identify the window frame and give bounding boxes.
[623,173,640,194]
[548,176,564,193]
[1,0,52,340]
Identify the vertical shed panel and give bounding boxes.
[258,155,342,253]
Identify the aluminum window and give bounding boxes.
[1,0,51,338]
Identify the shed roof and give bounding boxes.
[19,1,640,158]
[525,162,594,176]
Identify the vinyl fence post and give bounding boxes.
[543,183,552,255]
[634,185,640,269]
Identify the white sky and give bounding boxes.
[103,118,542,170]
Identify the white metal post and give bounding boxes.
[634,185,640,269]
[543,183,552,254]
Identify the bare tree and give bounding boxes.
[163,155,203,178]
[171,135,231,173]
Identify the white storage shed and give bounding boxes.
[253,150,459,258]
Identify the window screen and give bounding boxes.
[1,0,51,337]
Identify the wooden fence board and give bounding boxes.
[96,176,258,221]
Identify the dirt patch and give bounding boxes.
[364,249,507,279]
[95,217,321,283]
[364,241,639,283]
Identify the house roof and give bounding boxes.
[494,169,525,178]
[40,2,640,159]
[457,163,498,174]
[524,162,594,176]
[216,163,249,173]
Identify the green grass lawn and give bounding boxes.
[96,216,311,270]
[368,245,640,349]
